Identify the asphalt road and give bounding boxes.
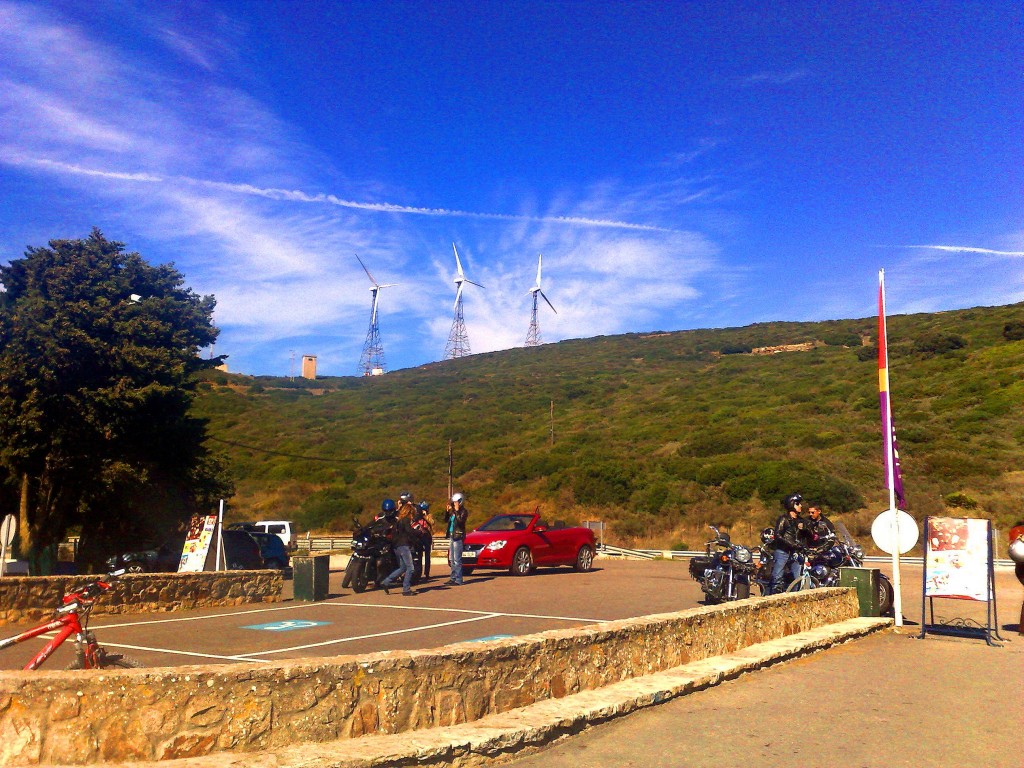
[1,557,1020,675]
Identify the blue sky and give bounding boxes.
[1,1,1021,376]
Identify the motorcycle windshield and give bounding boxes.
[833,521,857,547]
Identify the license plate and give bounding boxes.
[462,550,478,561]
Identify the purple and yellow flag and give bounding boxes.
[878,271,906,508]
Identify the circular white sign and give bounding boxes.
[871,509,919,555]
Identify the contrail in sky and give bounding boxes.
[1,154,679,233]
[902,244,1024,257]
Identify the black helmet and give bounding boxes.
[381,498,397,515]
[417,501,430,511]
[399,491,412,503]
[760,527,775,545]
[782,493,803,512]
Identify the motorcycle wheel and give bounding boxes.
[412,554,423,585]
[736,582,750,600]
[350,560,369,593]
[878,576,895,616]
[342,560,354,588]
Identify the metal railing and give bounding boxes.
[300,537,1014,568]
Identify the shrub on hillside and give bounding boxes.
[299,487,363,531]
[572,462,634,506]
[943,492,978,510]
[719,460,864,513]
[1003,321,1024,341]
[719,344,752,355]
[821,331,862,347]
[913,332,966,357]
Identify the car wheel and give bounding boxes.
[510,546,533,576]
[573,545,595,572]
[125,562,145,574]
[266,558,285,569]
[461,567,475,576]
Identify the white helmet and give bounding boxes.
[451,492,464,503]
[1009,536,1024,564]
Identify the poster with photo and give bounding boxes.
[178,514,218,572]
[924,517,991,601]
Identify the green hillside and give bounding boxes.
[193,303,1024,548]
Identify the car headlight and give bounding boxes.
[485,540,508,551]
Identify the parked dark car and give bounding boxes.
[247,530,289,569]
[106,529,264,572]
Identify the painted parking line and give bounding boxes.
[245,614,504,657]
[319,602,606,624]
[90,640,271,664]
[87,599,350,630]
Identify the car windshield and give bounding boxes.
[478,514,535,532]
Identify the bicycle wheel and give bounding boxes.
[785,574,820,593]
[65,650,145,670]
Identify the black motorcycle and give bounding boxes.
[342,516,423,593]
[780,521,895,615]
[688,525,758,604]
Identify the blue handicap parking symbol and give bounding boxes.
[243,620,331,631]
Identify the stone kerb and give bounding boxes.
[0,589,859,766]
[0,572,283,625]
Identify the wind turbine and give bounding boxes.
[444,243,484,359]
[525,253,556,347]
[356,254,397,376]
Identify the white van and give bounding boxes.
[253,520,295,549]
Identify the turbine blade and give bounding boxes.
[540,290,557,314]
[453,242,465,277]
[371,289,380,324]
[536,253,543,286]
[465,279,485,289]
[355,254,377,286]
[453,282,464,310]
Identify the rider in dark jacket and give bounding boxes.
[803,504,836,546]
[771,493,805,594]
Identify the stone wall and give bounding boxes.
[0,572,283,626]
[0,589,859,765]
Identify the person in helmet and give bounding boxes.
[444,492,469,586]
[770,493,804,594]
[376,498,397,521]
[413,500,435,580]
[379,499,418,596]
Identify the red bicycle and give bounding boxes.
[0,570,143,670]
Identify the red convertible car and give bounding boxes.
[458,512,597,576]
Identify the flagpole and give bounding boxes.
[879,270,904,626]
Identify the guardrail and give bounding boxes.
[303,537,1014,568]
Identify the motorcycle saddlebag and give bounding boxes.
[689,555,716,580]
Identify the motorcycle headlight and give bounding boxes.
[811,564,831,580]
[485,540,508,551]
[733,545,752,564]
[851,545,863,559]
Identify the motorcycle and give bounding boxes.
[688,525,759,604]
[782,521,895,615]
[342,515,423,593]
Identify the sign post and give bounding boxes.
[0,514,16,577]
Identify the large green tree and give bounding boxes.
[0,229,232,573]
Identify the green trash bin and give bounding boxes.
[293,554,330,602]
[838,567,880,617]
